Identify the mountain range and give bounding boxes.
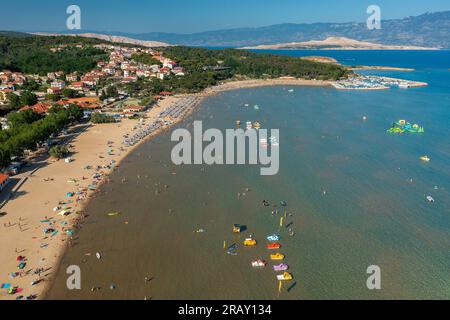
[44,11,450,48]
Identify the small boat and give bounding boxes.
[244,104,249,107]
[253,122,261,129]
[276,272,293,281]
[232,224,243,233]
[246,121,253,130]
[251,259,266,268]
[269,136,279,147]
[243,238,257,246]
[254,105,260,110]
[267,234,280,242]
[236,120,241,126]
[288,89,294,93]
[227,243,237,255]
[426,195,435,203]
[195,228,206,233]
[267,243,281,250]
[107,212,120,216]
[95,252,102,260]
[273,263,289,271]
[420,155,430,162]
[260,138,268,148]
[270,253,285,260]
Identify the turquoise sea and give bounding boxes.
[47,50,450,299]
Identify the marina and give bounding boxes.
[332,75,428,90]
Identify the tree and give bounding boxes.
[62,88,78,98]
[6,92,20,109]
[49,145,69,159]
[19,90,37,106]
[7,109,42,128]
[46,93,61,102]
[90,113,116,124]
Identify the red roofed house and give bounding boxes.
[0,173,9,192]
[20,102,51,114]
[69,82,85,91]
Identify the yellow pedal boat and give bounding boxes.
[270,253,285,260]
[243,238,257,246]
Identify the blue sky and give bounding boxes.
[2,0,450,33]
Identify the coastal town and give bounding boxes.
[0,44,185,120]
[0,34,436,301]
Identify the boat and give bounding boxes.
[196,228,206,233]
[244,104,249,107]
[246,121,253,130]
[232,224,243,233]
[227,243,237,255]
[269,136,279,147]
[243,238,257,246]
[420,155,430,162]
[426,195,435,203]
[253,122,261,129]
[267,243,281,250]
[260,138,268,148]
[276,272,293,281]
[251,259,266,268]
[270,253,285,260]
[273,263,289,271]
[267,234,280,241]
[288,89,294,93]
[254,105,260,110]
[236,120,241,126]
[107,212,120,216]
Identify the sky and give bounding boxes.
[2,0,450,34]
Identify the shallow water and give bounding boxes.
[47,51,450,300]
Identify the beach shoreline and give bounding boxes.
[0,75,426,300]
[0,78,334,300]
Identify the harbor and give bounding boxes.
[332,75,428,90]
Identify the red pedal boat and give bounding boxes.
[267,242,281,250]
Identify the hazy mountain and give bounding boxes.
[84,11,450,48]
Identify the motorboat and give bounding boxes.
[253,122,261,129]
[276,272,293,281]
[246,121,253,130]
[251,259,266,268]
[260,138,268,148]
[270,253,285,260]
[420,155,430,162]
[273,263,289,271]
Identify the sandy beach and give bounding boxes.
[0,78,342,300]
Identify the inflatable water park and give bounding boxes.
[387,120,424,134]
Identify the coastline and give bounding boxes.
[0,78,332,300]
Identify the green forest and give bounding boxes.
[0,105,83,167]
[0,34,108,75]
